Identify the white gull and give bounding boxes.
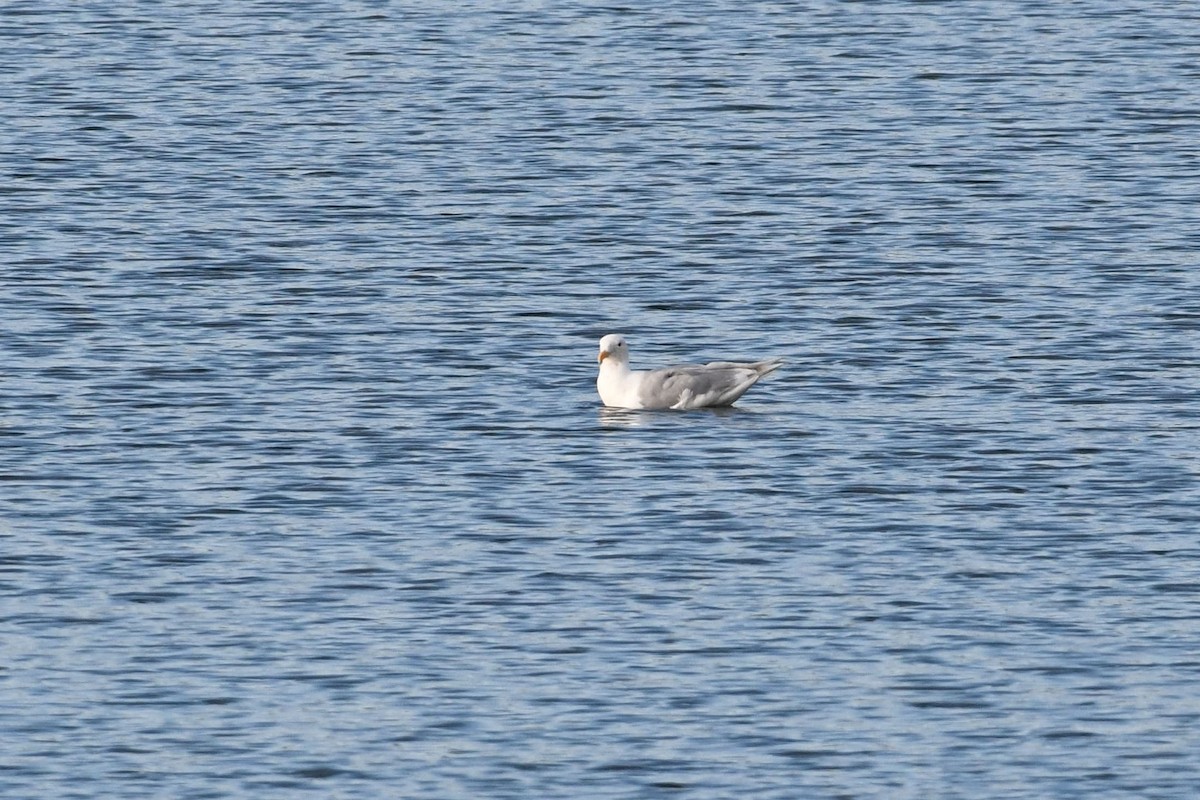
[596,334,782,410]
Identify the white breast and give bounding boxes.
[596,364,645,409]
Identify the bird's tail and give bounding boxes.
[752,357,784,377]
[703,358,784,376]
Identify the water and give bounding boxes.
[3,1,1200,797]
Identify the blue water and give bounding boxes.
[4,2,1200,798]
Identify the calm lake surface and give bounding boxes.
[3,2,1200,797]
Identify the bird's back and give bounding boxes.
[638,358,781,409]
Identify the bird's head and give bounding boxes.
[597,334,629,365]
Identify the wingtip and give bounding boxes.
[758,357,784,375]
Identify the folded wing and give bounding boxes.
[637,358,783,410]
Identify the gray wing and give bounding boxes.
[637,358,782,410]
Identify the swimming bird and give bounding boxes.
[596,334,782,410]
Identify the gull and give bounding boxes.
[596,334,782,410]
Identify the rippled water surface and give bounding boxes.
[4,2,1200,798]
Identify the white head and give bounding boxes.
[597,334,629,365]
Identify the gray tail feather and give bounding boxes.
[754,358,784,376]
[702,357,784,376]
